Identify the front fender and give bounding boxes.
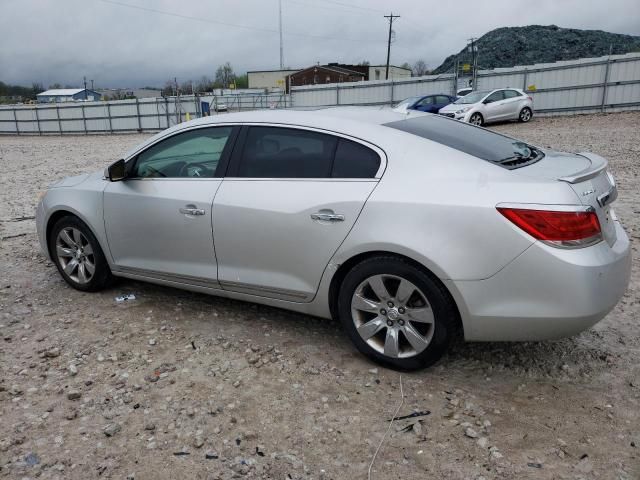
[38,183,112,265]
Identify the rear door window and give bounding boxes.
[232,126,381,179]
[236,126,336,178]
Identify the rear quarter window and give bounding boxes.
[504,90,522,99]
[332,139,380,178]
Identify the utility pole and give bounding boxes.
[278,0,284,69]
[174,77,182,124]
[384,12,400,80]
[83,76,87,99]
[467,37,478,90]
[90,79,94,91]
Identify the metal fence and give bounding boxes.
[290,52,640,115]
[0,92,290,135]
[2,52,639,135]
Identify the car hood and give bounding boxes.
[49,170,104,189]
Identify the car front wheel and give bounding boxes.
[337,256,457,370]
[519,107,532,123]
[469,112,484,126]
[49,215,112,292]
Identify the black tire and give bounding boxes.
[469,112,484,126]
[337,256,457,371]
[48,215,112,292]
[518,107,532,123]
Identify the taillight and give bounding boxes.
[497,207,602,248]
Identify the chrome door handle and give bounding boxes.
[311,212,345,222]
[179,205,206,216]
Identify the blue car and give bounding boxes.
[393,94,457,114]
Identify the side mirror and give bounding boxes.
[106,159,127,182]
[483,99,492,104]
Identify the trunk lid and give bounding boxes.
[513,150,618,246]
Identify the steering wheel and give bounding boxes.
[179,162,211,178]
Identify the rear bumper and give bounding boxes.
[450,221,631,341]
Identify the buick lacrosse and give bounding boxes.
[36,108,631,370]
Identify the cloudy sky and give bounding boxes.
[1,0,639,88]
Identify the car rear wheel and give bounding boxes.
[49,216,112,292]
[469,112,484,126]
[519,107,532,123]
[337,256,457,370]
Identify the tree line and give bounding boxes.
[0,82,44,103]
[1,59,432,104]
[161,62,248,96]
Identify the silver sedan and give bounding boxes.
[36,108,631,370]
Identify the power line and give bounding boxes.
[96,0,384,45]
[285,0,376,14]
[285,0,424,39]
[315,0,386,13]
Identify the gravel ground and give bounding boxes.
[1,112,639,480]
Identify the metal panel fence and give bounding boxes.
[290,52,640,115]
[0,92,290,135]
[290,74,456,107]
[2,53,639,135]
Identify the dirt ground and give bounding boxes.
[1,112,639,480]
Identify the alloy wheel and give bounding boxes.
[520,108,531,122]
[55,227,95,284]
[351,274,435,359]
[469,113,483,126]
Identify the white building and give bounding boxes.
[36,88,101,103]
[368,65,412,81]
[247,69,301,91]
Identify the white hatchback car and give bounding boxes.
[36,108,630,370]
[439,88,533,126]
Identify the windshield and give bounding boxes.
[384,116,543,169]
[394,97,420,109]
[454,90,491,104]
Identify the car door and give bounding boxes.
[502,89,524,119]
[435,95,453,111]
[103,125,238,284]
[212,125,384,301]
[481,90,507,121]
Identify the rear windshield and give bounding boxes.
[384,116,542,169]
